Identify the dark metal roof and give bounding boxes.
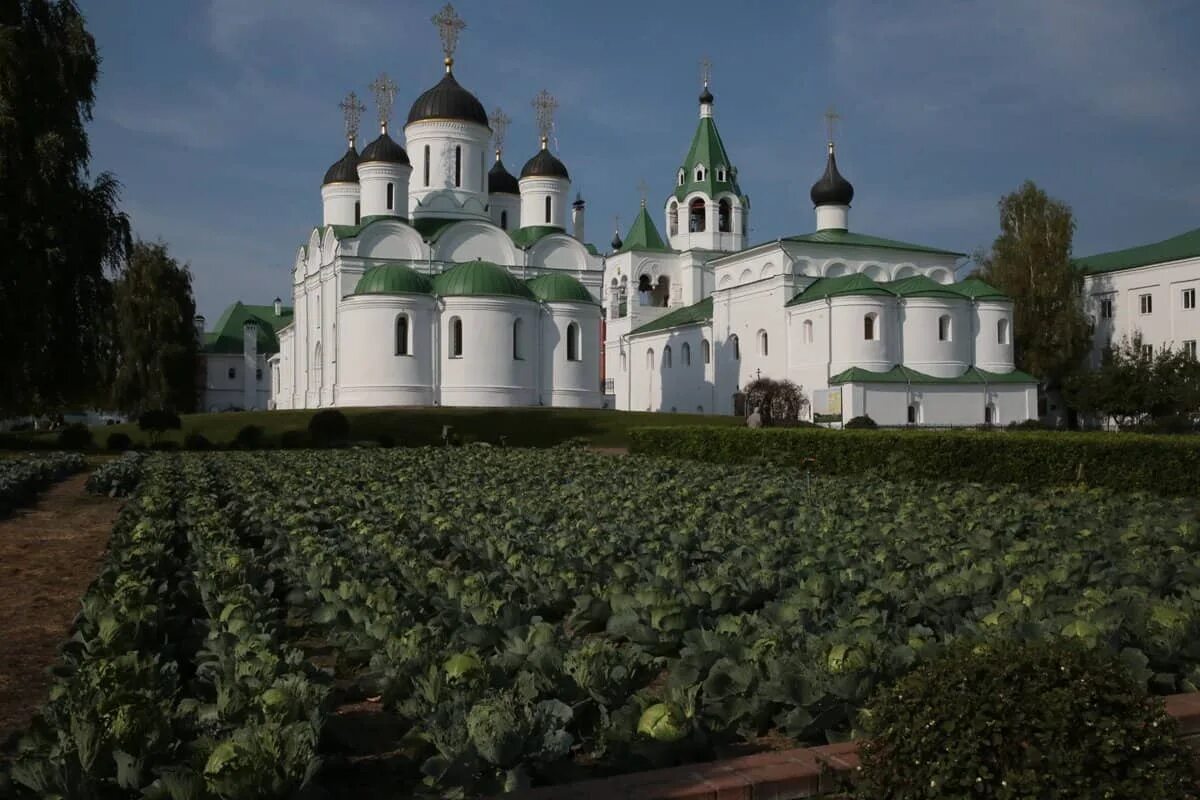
[520,147,570,180]
[699,86,714,104]
[406,70,488,127]
[611,231,623,250]
[322,146,360,184]
[488,157,520,194]
[810,145,854,207]
[360,131,410,165]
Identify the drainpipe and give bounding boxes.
[433,297,443,405]
[537,303,545,405]
[621,332,632,411]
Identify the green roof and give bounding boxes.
[410,217,461,242]
[526,273,597,304]
[951,277,1008,300]
[203,301,293,355]
[619,206,671,253]
[509,225,565,249]
[884,274,964,299]
[630,297,713,336]
[829,364,1038,385]
[783,229,965,257]
[673,116,743,202]
[331,214,411,241]
[786,274,895,306]
[1074,227,1200,275]
[432,261,536,300]
[352,264,433,296]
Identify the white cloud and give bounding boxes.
[205,0,401,60]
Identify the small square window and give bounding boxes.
[1184,288,1196,310]
[1099,298,1113,319]
[1140,293,1153,315]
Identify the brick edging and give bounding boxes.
[507,692,1200,799]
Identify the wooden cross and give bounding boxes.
[338,91,365,145]
[369,73,398,133]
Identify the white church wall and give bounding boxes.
[202,354,271,412]
[519,176,570,229]
[527,236,591,271]
[433,221,520,265]
[489,193,521,232]
[352,222,426,262]
[405,119,492,221]
[439,296,539,407]
[722,276,790,388]
[337,295,436,407]
[828,297,894,375]
[358,161,411,220]
[843,383,1036,427]
[974,300,1016,372]
[321,183,359,227]
[1083,258,1200,365]
[540,303,602,408]
[627,325,715,413]
[899,298,971,378]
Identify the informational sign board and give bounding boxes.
[812,387,843,420]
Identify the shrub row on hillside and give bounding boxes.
[0,452,86,517]
[628,426,1200,496]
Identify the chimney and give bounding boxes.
[572,193,585,242]
[273,296,283,316]
[243,320,258,411]
[194,315,206,341]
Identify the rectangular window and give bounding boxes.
[386,182,394,211]
[1142,344,1154,359]
[1185,340,1198,360]
[1140,293,1153,315]
[424,145,430,187]
[454,145,461,187]
[1099,298,1113,319]
[1184,288,1196,310]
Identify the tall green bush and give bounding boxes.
[628,426,1200,496]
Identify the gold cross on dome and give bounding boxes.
[532,89,558,145]
[369,73,398,133]
[700,56,712,88]
[488,107,511,155]
[636,178,649,208]
[432,3,466,68]
[339,90,365,145]
[824,105,841,145]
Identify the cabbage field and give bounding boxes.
[7,448,1200,797]
[0,452,85,517]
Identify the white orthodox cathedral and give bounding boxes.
[227,4,1046,425]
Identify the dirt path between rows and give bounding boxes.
[0,474,120,745]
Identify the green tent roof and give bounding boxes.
[783,229,965,257]
[619,206,670,253]
[884,274,963,299]
[510,225,565,249]
[673,116,743,202]
[786,274,894,306]
[203,301,293,355]
[432,261,536,300]
[1074,227,1200,275]
[630,296,713,336]
[353,264,433,295]
[526,273,597,304]
[829,364,1037,385]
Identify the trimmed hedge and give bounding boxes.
[628,426,1200,496]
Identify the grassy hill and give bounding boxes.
[88,406,744,449]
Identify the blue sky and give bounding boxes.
[79,0,1200,321]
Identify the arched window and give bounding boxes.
[646,348,655,369]
[907,402,920,425]
[449,317,463,357]
[695,166,705,181]
[620,351,627,371]
[938,314,952,342]
[803,319,814,344]
[663,345,673,368]
[454,145,462,187]
[730,334,740,360]
[256,368,262,381]
[717,167,726,181]
[395,314,410,356]
[718,198,732,233]
[758,329,768,356]
[566,322,581,361]
[654,275,670,308]
[512,318,524,360]
[386,182,395,211]
[228,367,236,380]
[500,210,508,230]
[702,339,711,364]
[668,202,678,236]
[545,196,552,224]
[354,201,361,225]
[689,198,706,232]
[864,313,878,341]
[682,342,691,365]
[423,145,430,186]
[678,169,685,186]
[997,318,1010,345]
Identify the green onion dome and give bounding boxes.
[526,273,597,304]
[353,264,433,295]
[432,261,536,300]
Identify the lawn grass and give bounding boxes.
[82,406,745,449]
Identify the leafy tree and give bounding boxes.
[0,0,131,414]
[977,181,1091,388]
[743,377,807,426]
[1064,335,1200,428]
[137,409,181,444]
[111,241,199,414]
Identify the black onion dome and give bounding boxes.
[406,71,489,127]
[359,131,410,165]
[699,85,714,104]
[488,158,520,194]
[810,146,854,206]
[611,231,623,250]
[322,146,360,184]
[520,148,570,180]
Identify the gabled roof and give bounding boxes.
[783,229,965,257]
[203,301,293,355]
[884,274,963,299]
[630,296,713,336]
[674,116,742,202]
[830,364,1037,385]
[619,206,670,253]
[786,274,894,306]
[510,224,566,249]
[1074,227,1200,275]
[951,277,1008,300]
